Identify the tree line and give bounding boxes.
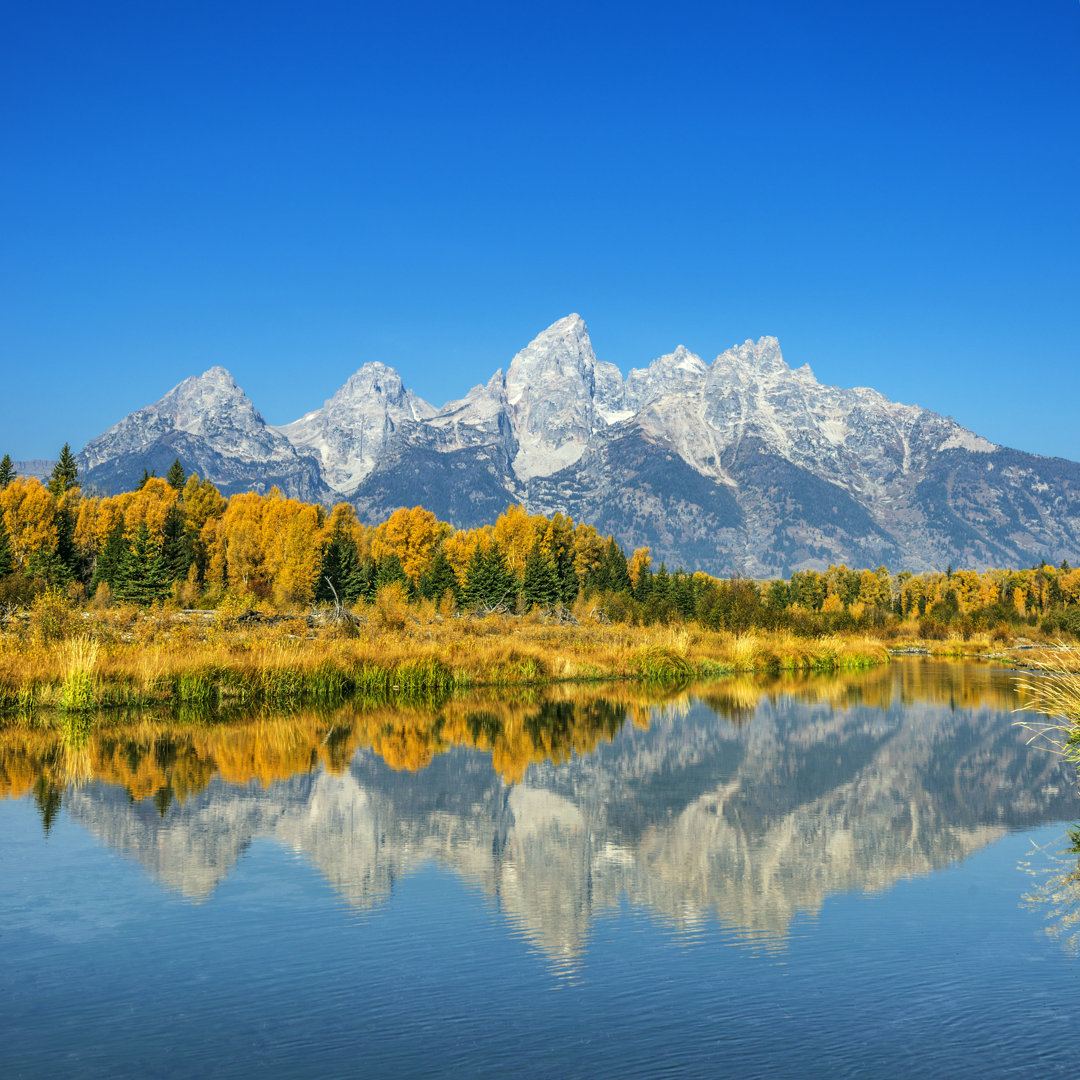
[1,448,1078,637]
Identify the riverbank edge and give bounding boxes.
[1,629,891,718]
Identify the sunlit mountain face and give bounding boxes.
[77,317,1080,575]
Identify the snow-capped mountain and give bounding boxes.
[77,316,1080,574]
[273,362,436,493]
[81,366,325,498]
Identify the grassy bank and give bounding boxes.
[0,603,890,716]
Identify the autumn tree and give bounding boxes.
[373,506,442,585]
[0,477,58,574]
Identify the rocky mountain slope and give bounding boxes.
[77,315,1080,574]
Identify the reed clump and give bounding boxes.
[58,636,99,712]
[1015,646,1080,765]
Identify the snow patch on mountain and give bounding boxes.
[81,366,299,470]
[275,361,435,493]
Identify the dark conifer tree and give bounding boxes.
[0,454,14,490]
[461,545,489,608]
[354,556,377,602]
[652,562,671,600]
[420,547,460,604]
[161,502,194,581]
[114,523,170,606]
[0,518,12,578]
[92,522,128,593]
[374,551,408,591]
[604,537,632,594]
[633,563,653,602]
[522,539,558,610]
[483,542,515,607]
[554,543,578,605]
[47,443,78,498]
[316,528,365,605]
[672,571,696,619]
[166,459,187,490]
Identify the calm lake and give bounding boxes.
[1,659,1078,1078]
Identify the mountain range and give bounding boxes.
[76,314,1080,575]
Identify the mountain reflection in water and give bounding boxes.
[1,659,1074,969]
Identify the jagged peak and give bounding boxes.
[338,361,406,398]
[712,335,787,372]
[512,313,594,359]
[182,366,243,393]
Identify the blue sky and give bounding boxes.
[3,0,1078,461]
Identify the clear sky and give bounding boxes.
[2,0,1078,462]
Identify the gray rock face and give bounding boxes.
[273,361,435,494]
[80,367,324,499]
[74,318,1080,573]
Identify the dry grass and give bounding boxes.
[1015,646,1080,764]
[0,603,891,716]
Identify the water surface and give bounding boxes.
[1,660,1078,1077]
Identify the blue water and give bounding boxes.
[1,662,1078,1078]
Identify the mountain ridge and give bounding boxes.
[75,315,1080,575]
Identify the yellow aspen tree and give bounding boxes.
[221,492,268,594]
[571,524,604,583]
[442,526,489,585]
[182,475,226,537]
[492,504,536,576]
[0,477,57,569]
[271,503,323,608]
[373,506,440,584]
[857,568,887,608]
[951,570,981,613]
[123,477,178,536]
[628,547,652,591]
[1059,568,1080,608]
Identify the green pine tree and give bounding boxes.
[166,459,187,490]
[92,522,128,593]
[114,523,171,606]
[161,502,194,582]
[0,454,14,490]
[137,468,151,490]
[461,545,490,609]
[652,562,671,600]
[554,543,578,605]
[522,539,558,610]
[316,528,365,605]
[420,547,461,604]
[48,443,79,498]
[374,551,409,593]
[0,518,12,578]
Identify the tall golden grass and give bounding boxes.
[0,605,890,716]
[1015,646,1080,765]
